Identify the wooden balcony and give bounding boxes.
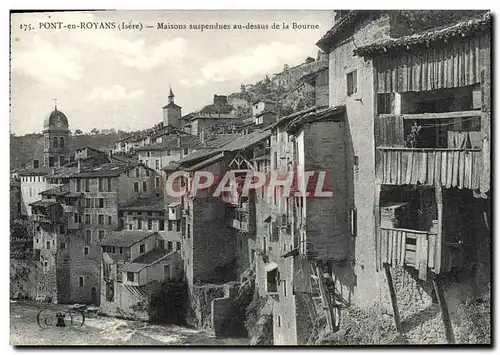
[227,218,249,232]
[31,214,54,223]
[376,147,482,189]
[377,227,439,280]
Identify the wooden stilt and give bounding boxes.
[432,274,455,344]
[315,261,335,332]
[383,263,402,332]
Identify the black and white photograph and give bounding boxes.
[8,9,492,346]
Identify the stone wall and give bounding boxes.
[10,259,38,300]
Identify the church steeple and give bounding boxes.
[168,86,175,104]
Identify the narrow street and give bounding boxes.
[10,301,248,346]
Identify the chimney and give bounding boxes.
[77,159,82,173]
[33,160,39,169]
[200,129,206,144]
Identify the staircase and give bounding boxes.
[309,261,340,332]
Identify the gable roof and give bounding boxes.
[136,135,200,152]
[71,161,140,178]
[118,195,165,211]
[354,11,491,57]
[99,231,158,247]
[286,105,346,135]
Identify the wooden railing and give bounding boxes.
[376,147,482,189]
[377,227,439,280]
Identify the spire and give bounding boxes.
[168,86,174,104]
[53,98,58,111]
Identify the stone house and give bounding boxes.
[99,230,182,320]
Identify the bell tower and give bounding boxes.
[162,87,182,128]
[43,101,70,167]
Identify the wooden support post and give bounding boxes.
[434,182,443,274]
[383,263,402,332]
[374,184,382,272]
[315,261,335,332]
[432,274,455,344]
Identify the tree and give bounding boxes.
[90,128,99,135]
[74,129,83,135]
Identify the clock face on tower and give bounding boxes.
[56,118,62,128]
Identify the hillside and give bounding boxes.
[10,54,325,170]
[10,131,130,170]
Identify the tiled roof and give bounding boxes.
[119,250,177,273]
[316,11,371,51]
[72,161,140,178]
[40,185,70,197]
[286,105,346,134]
[18,166,53,176]
[175,134,241,166]
[29,199,58,208]
[270,106,318,130]
[221,129,271,152]
[136,135,200,152]
[99,231,157,247]
[48,166,79,178]
[184,152,225,172]
[118,195,164,211]
[354,12,492,57]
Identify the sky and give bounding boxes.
[10,10,334,135]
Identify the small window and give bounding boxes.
[98,178,104,192]
[347,70,357,96]
[159,219,165,231]
[167,150,171,156]
[155,176,161,188]
[139,244,145,254]
[167,241,173,252]
[176,220,181,232]
[155,159,160,170]
[135,168,140,178]
[108,216,112,225]
[168,220,173,231]
[127,272,135,282]
[119,247,123,254]
[79,276,84,288]
[85,214,91,224]
[128,224,133,230]
[60,242,66,250]
[142,181,147,192]
[112,246,116,253]
[158,240,165,249]
[147,219,153,231]
[134,182,139,192]
[98,214,104,224]
[277,315,282,327]
[59,225,65,234]
[84,246,90,255]
[183,148,189,155]
[98,230,105,240]
[46,241,50,250]
[107,178,112,192]
[85,230,91,244]
[138,219,142,229]
[176,242,181,251]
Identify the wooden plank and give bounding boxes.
[428,234,436,269]
[401,233,407,266]
[435,151,442,187]
[406,250,415,266]
[414,233,420,273]
[374,184,381,272]
[406,244,416,251]
[406,151,413,184]
[384,264,402,333]
[393,230,399,265]
[432,275,455,344]
[418,235,428,281]
[381,227,437,235]
[458,150,465,189]
[452,150,459,188]
[446,151,453,188]
[420,151,428,184]
[440,151,447,187]
[428,151,435,186]
[389,230,394,266]
[316,261,335,332]
[434,182,443,274]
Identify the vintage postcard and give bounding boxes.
[9,9,491,346]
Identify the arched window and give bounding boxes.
[59,137,65,148]
[53,137,59,148]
